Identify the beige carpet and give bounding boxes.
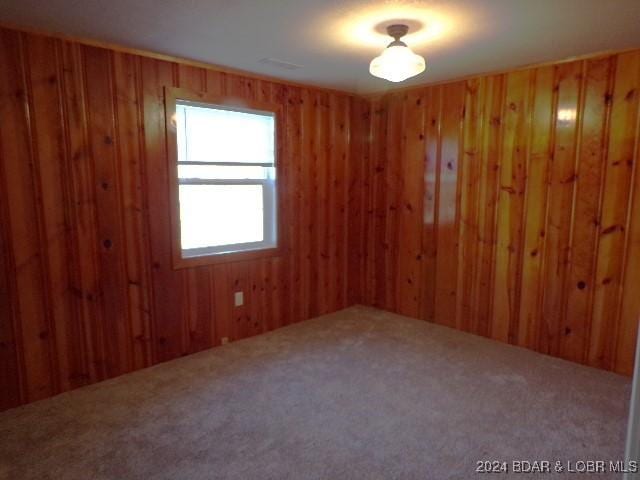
[0,306,631,479]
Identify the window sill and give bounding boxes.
[172,246,281,269]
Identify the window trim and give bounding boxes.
[164,86,283,269]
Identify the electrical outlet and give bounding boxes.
[220,337,229,345]
[234,291,244,307]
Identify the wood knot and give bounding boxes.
[625,88,636,101]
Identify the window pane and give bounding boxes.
[179,184,264,250]
[178,164,274,180]
[177,103,274,164]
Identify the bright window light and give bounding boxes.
[175,101,277,258]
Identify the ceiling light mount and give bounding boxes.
[369,23,426,83]
[386,24,409,44]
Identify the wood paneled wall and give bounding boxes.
[363,50,640,376]
[0,27,369,410]
[1,24,639,411]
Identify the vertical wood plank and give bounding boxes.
[83,45,133,376]
[0,121,22,409]
[471,75,504,337]
[230,261,251,340]
[589,51,640,369]
[396,89,425,318]
[560,57,614,363]
[369,96,389,308]
[456,78,483,332]
[420,86,441,323]
[332,93,349,310]
[347,96,369,305]
[491,70,532,343]
[211,263,231,344]
[25,34,82,391]
[314,91,329,315]
[248,260,265,336]
[186,267,212,353]
[58,40,100,385]
[141,57,185,362]
[0,30,56,401]
[538,61,582,355]
[299,88,313,321]
[382,93,403,312]
[434,82,465,327]
[616,91,640,374]
[112,51,154,370]
[285,86,302,324]
[517,66,555,349]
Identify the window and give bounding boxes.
[165,88,279,268]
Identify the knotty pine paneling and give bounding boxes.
[2,24,639,411]
[0,27,367,410]
[364,49,640,376]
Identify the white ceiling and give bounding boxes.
[1,0,639,94]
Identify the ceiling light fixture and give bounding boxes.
[369,24,426,83]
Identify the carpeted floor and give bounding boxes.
[0,306,631,479]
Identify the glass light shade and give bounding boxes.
[369,44,426,82]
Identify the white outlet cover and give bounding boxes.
[234,291,244,307]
